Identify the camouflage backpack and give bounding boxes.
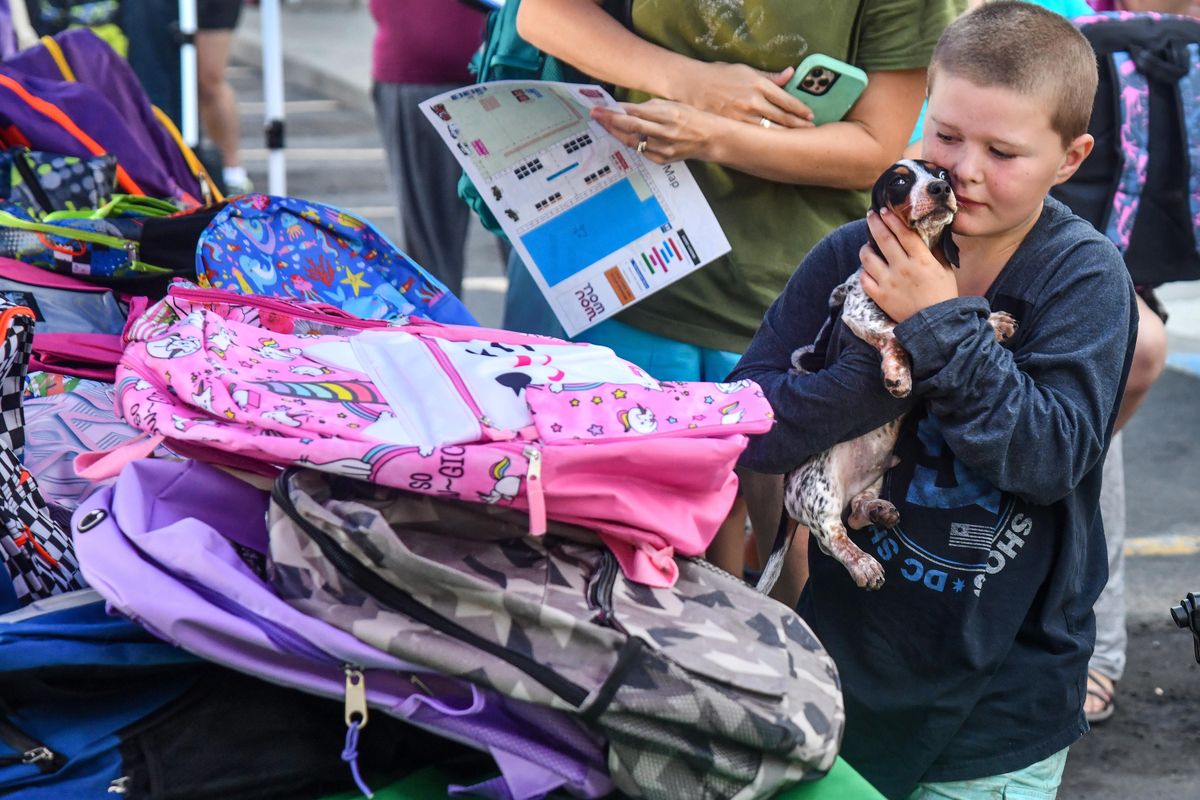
[268,469,845,800]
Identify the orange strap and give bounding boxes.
[0,73,145,196]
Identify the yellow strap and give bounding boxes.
[41,35,77,82]
[42,33,221,204]
[151,105,224,203]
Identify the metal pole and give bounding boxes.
[179,0,199,147]
[260,0,287,196]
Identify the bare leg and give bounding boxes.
[196,29,242,171]
[1114,294,1167,432]
[706,495,748,578]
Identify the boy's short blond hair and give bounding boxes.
[929,1,1098,147]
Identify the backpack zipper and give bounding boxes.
[415,336,517,441]
[523,445,546,536]
[343,666,368,729]
[0,209,159,271]
[169,286,392,331]
[0,716,65,774]
[272,470,589,707]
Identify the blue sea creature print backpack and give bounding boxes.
[196,194,476,325]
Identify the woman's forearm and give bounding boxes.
[710,68,926,187]
[516,0,692,99]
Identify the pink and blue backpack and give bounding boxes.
[1053,11,1200,286]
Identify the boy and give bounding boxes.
[728,3,1137,798]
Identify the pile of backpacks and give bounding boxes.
[0,27,855,800]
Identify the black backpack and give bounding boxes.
[1052,11,1200,287]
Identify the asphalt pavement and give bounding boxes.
[228,4,1200,797]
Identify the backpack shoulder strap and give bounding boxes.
[1180,41,1200,258]
[1105,48,1151,255]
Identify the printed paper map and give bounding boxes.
[420,81,730,336]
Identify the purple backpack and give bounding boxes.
[71,458,613,800]
[2,29,208,204]
[0,35,201,206]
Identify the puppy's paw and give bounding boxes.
[847,553,886,591]
[867,499,900,529]
[883,372,912,398]
[987,310,1018,343]
[789,344,815,374]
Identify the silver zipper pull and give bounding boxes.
[108,776,131,794]
[344,667,368,729]
[23,747,55,765]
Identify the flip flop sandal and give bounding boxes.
[1085,668,1116,723]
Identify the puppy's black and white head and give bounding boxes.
[869,159,958,266]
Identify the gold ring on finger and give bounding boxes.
[759,116,773,129]
[636,137,648,155]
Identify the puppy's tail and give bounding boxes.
[755,512,795,594]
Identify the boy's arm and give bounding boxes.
[895,240,1135,505]
[729,233,915,474]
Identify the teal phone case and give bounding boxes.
[784,53,869,126]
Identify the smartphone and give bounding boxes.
[784,53,869,126]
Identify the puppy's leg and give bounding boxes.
[876,335,912,398]
[786,457,885,591]
[847,474,899,530]
[817,517,886,590]
[987,310,1018,342]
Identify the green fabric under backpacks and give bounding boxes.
[455,0,631,241]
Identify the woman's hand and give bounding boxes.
[669,62,814,129]
[859,208,958,323]
[591,100,727,164]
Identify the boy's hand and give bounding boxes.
[859,208,958,323]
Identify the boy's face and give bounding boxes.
[922,75,1092,241]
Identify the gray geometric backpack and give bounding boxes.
[0,300,84,613]
[268,468,844,800]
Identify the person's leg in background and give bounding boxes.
[1086,291,1167,722]
[372,82,470,296]
[196,0,248,193]
[1114,293,1168,431]
[1087,431,1126,723]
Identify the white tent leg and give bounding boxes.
[260,0,287,196]
[179,0,199,148]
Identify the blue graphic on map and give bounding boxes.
[520,178,668,286]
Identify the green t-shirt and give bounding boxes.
[618,0,966,353]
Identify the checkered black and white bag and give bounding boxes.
[0,300,84,611]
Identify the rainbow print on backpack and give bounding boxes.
[196,194,476,325]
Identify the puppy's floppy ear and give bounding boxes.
[870,169,892,216]
[939,226,960,268]
[867,168,893,259]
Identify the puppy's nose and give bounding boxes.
[928,180,951,198]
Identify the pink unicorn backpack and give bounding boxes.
[112,284,774,587]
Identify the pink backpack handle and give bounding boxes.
[74,433,166,480]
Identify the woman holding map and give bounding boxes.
[503,0,963,578]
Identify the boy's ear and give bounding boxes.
[1053,133,1095,186]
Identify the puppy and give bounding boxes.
[781,160,1016,590]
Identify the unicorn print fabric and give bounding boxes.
[115,286,774,586]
